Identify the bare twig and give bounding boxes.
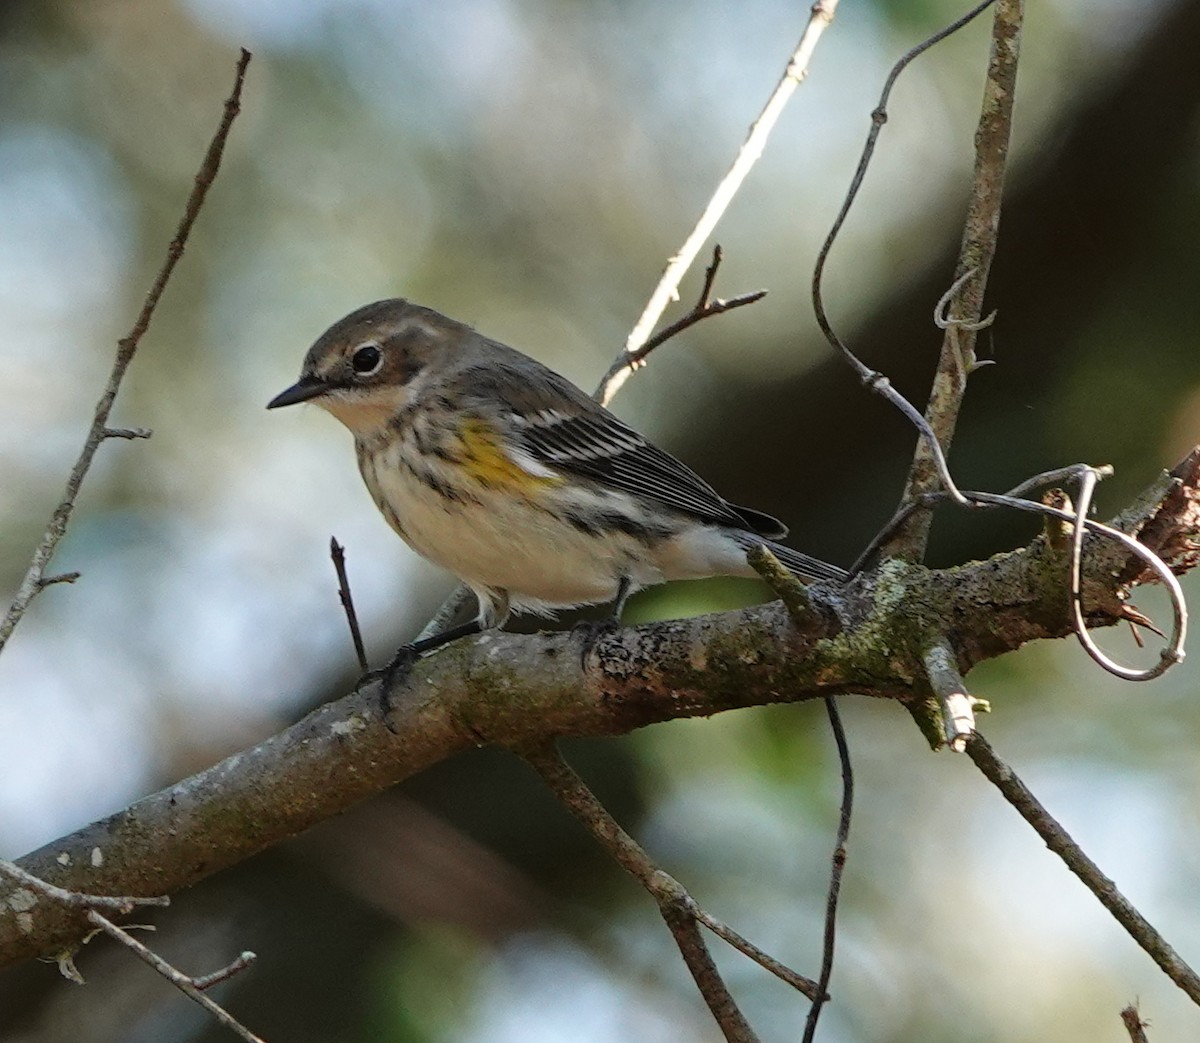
[87,912,265,1043]
[0,49,252,656]
[611,0,841,404]
[965,734,1200,1004]
[330,538,369,672]
[745,543,820,630]
[597,246,766,406]
[37,572,81,589]
[1120,1003,1151,1043]
[892,0,1023,560]
[0,859,169,913]
[521,742,819,1040]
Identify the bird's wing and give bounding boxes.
[508,391,786,538]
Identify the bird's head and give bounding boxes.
[268,298,461,436]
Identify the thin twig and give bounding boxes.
[612,0,841,403]
[87,912,265,1043]
[0,49,252,657]
[522,742,819,1039]
[801,699,853,1043]
[888,0,1023,561]
[597,246,765,406]
[0,859,169,913]
[330,538,368,672]
[965,734,1200,1004]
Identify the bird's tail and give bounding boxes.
[729,533,849,585]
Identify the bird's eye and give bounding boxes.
[351,343,383,376]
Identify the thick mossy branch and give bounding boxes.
[1,453,1196,970]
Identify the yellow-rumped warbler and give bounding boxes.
[268,299,846,660]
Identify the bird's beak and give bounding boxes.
[267,376,328,409]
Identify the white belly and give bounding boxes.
[358,441,666,612]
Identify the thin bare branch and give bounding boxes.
[0,49,252,656]
[891,0,1023,560]
[522,741,819,1040]
[37,572,81,589]
[87,912,265,1043]
[0,859,169,913]
[420,8,842,641]
[965,734,1200,1004]
[614,0,841,400]
[745,543,821,630]
[747,542,856,1033]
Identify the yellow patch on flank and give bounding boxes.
[458,417,562,490]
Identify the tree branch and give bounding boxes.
[2,451,1195,971]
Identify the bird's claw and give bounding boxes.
[356,644,420,727]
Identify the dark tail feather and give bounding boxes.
[731,533,849,584]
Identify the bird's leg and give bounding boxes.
[358,619,484,720]
[610,575,632,622]
[571,576,632,671]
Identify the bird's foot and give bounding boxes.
[356,643,420,730]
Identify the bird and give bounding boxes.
[268,299,846,666]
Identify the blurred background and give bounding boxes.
[1,0,1198,1040]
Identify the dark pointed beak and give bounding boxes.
[267,376,328,409]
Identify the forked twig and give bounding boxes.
[521,742,819,1042]
[0,49,252,656]
[87,912,264,1043]
[965,735,1200,1004]
[596,246,765,406]
[615,0,842,395]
